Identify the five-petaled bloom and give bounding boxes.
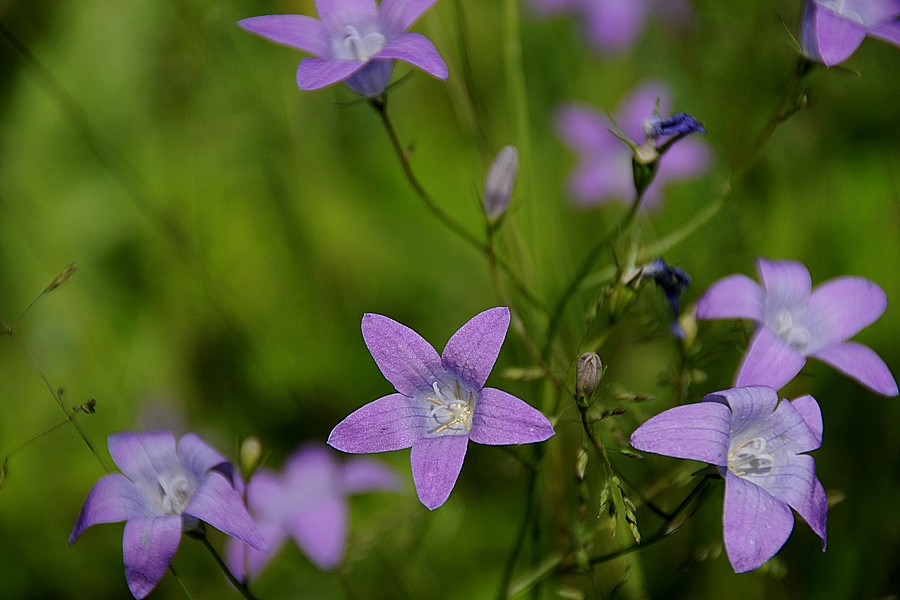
[239,0,448,96]
[328,307,555,509]
[225,443,401,579]
[696,257,898,396]
[801,0,900,66]
[555,81,710,210]
[69,431,266,599]
[631,386,827,573]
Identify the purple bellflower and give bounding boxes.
[239,0,448,97]
[631,386,827,573]
[225,444,401,580]
[328,307,555,510]
[801,0,900,66]
[696,258,898,396]
[555,81,711,210]
[69,431,266,599]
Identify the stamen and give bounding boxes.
[729,437,775,477]
[157,474,193,515]
[342,25,386,62]
[424,380,475,437]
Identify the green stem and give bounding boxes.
[167,565,197,600]
[196,534,261,600]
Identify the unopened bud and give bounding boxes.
[575,447,589,481]
[239,437,263,478]
[575,352,602,407]
[44,262,77,294]
[483,145,518,224]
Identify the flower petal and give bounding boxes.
[108,431,178,487]
[806,276,887,346]
[361,313,444,397]
[296,57,366,90]
[315,0,378,32]
[177,433,230,482]
[554,103,616,155]
[695,274,765,321]
[341,457,403,493]
[813,4,868,66]
[286,495,347,569]
[186,472,267,551]
[869,20,900,47]
[225,522,288,582]
[567,155,631,207]
[469,388,554,445]
[410,435,469,510]
[747,453,826,547]
[797,475,828,549]
[329,393,426,453]
[757,258,812,308]
[710,386,778,443]
[722,472,794,573]
[618,81,669,142]
[380,0,437,35]
[238,15,329,56]
[734,326,807,390]
[583,0,648,51]
[811,341,899,396]
[790,394,823,447]
[441,307,509,390]
[629,402,731,466]
[123,515,182,599]
[655,136,712,182]
[70,474,156,543]
[377,32,448,79]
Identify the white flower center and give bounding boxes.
[728,437,775,478]
[157,473,195,515]
[424,380,475,437]
[769,308,811,353]
[342,25,385,62]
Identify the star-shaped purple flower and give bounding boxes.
[631,386,827,573]
[696,258,898,396]
[225,443,401,579]
[801,0,900,66]
[328,307,555,510]
[69,431,266,599]
[239,0,448,97]
[555,81,711,210]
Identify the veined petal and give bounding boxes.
[361,313,443,397]
[315,0,378,32]
[70,474,156,543]
[797,475,828,549]
[286,495,348,570]
[789,395,823,448]
[806,276,887,346]
[186,472,267,551]
[109,431,177,484]
[745,453,824,540]
[734,327,807,390]
[328,393,425,453]
[710,386,778,444]
[811,341,899,396]
[469,388,554,445]
[441,307,510,390]
[380,0,437,36]
[177,433,230,482]
[225,522,288,583]
[296,57,366,90]
[722,472,794,573]
[695,274,764,321]
[814,4,868,66]
[410,435,469,510]
[238,15,329,56]
[629,402,731,466]
[123,515,182,599]
[341,457,403,493]
[377,33,448,79]
[757,258,812,308]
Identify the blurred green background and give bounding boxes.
[1,0,898,598]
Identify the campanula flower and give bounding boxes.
[801,0,900,66]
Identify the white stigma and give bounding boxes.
[157,473,194,515]
[769,308,811,353]
[342,25,386,62]
[425,380,475,437]
[728,437,775,478]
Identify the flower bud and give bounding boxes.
[575,352,603,407]
[483,145,518,224]
[239,436,263,479]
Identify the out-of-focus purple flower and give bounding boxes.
[69,432,266,599]
[555,81,711,210]
[529,0,691,53]
[239,0,448,97]
[639,258,692,337]
[801,0,900,66]
[696,258,898,396]
[631,386,827,573]
[484,145,519,224]
[225,444,400,579]
[328,307,555,510]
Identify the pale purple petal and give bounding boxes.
[814,4,869,66]
[296,57,366,90]
[341,457,403,493]
[745,454,822,539]
[869,20,900,47]
[442,307,510,390]
[410,435,468,510]
[177,433,229,481]
[568,155,632,207]
[377,32,448,79]
[123,515,182,599]
[380,0,437,36]
[583,0,648,51]
[619,81,669,142]
[186,472,267,551]
[797,476,828,549]
[734,327,807,390]
[328,393,426,453]
[811,341,899,396]
[469,388,554,445]
[806,276,887,345]
[225,522,288,582]
[238,15,329,56]
[790,395,823,447]
[629,402,731,466]
[722,472,794,573]
[655,136,711,182]
[554,104,615,155]
[361,313,443,397]
[286,495,347,569]
[757,258,812,308]
[696,274,765,321]
[315,0,378,33]
[108,431,178,485]
[69,474,156,543]
[710,386,779,443]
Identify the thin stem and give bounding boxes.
[196,534,261,600]
[167,565,197,600]
[2,419,70,460]
[497,466,538,600]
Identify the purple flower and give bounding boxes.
[696,258,898,396]
[328,307,555,510]
[639,258,692,337]
[225,444,400,579]
[69,432,266,599]
[555,81,711,210]
[239,0,448,97]
[631,386,827,573]
[801,0,900,66]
